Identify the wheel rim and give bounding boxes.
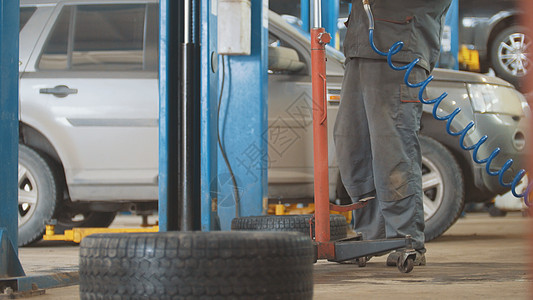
[18,163,38,226]
[422,156,444,221]
[497,32,531,77]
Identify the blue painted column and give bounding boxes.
[200,0,219,231]
[321,0,339,48]
[301,0,310,32]
[440,0,459,69]
[217,0,268,230]
[448,0,459,70]
[302,0,338,46]
[0,0,20,250]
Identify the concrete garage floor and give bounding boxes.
[17,212,531,299]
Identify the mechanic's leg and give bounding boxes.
[382,193,425,251]
[352,190,385,241]
[334,57,375,196]
[359,59,425,251]
[334,57,385,240]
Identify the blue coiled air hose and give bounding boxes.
[362,1,531,205]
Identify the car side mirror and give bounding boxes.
[268,46,305,73]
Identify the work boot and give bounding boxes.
[386,250,426,267]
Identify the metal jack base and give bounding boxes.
[331,235,413,262]
[0,272,79,296]
[0,230,25,279]
[314,235,417,273]
[0,229,79,294]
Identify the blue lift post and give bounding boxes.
[0,1,79,292]
[302,0,339,46]
[322,0,339,48]
[446,0,459,70]
[0,0,25,278]
[159,0,266,231]
[301,0,310,32]
[434,0,459,70]
[199,0,219,231]
[216,0,269,230]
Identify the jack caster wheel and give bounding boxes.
[397,256,414,273]
[356,257,367,268]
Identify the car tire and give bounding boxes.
[55,211,117,233]
[490,25,529,88]
[18,144,62,246]
[231,214,347,241]
[79,232,314,299]
[420,136,465,242]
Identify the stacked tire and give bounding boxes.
[231,214,348,241]
[80,231,314,299]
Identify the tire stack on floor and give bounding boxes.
[79,231,314,299]
[231,214,348,240]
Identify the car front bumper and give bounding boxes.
[470,113,529,195]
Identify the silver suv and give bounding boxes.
[18,0,529,245]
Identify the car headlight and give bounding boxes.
[467,83,526,116]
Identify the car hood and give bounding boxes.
[430,68,515,87]
[325,60,516,87]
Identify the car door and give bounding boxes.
[267,25,344,201]
[19,2,160,201]
[268,31,314,190]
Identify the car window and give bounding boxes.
[20,7,36,31]
[38,4,158,71]
[268,32,307,75]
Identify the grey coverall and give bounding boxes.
[334,0,452,251]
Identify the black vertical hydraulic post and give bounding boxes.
[159,0,183,231]
[180,0,201,230]
[159,0,200,231]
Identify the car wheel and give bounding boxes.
[55,211,117,233]
[420,136,465,242]
[80,232,314,299]
[490,25,530,88]
[18,144,61,246]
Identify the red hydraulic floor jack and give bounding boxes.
[309,1,416,273]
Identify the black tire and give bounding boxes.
[79,231,314,299]
[18,144,61,246]
[55,211,117,233]
[490,25,530,88]
[420,136,465,242]
[231,214,347,241]
[487,203,508,217]
[397,257,414,274]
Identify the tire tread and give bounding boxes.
[80,232,314,299]
[231,214,347,241]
